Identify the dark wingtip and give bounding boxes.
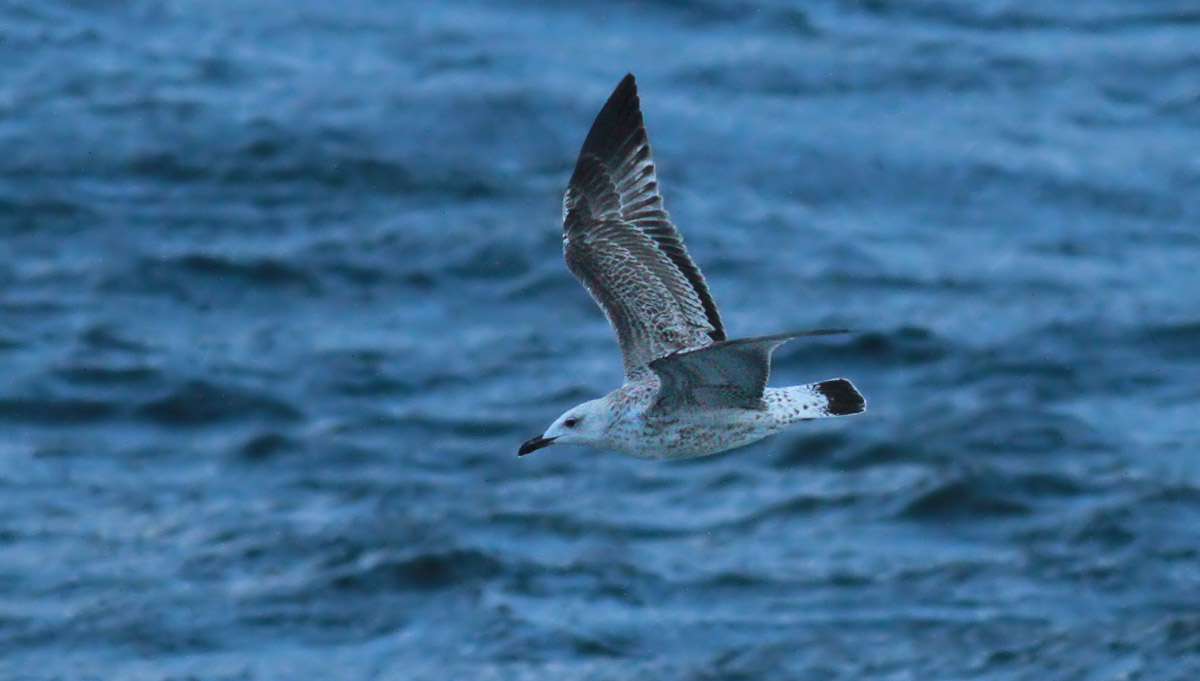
[815,379,866,416]
[577,74,643,161]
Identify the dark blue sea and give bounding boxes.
[3,1,1200,678]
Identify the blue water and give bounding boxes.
[3,1,1200,678]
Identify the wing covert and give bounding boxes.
[648,330,851,413]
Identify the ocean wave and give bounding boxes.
[897,472,1029,520]
[53,364,160,386]
[322,548,504,593]
[120,127,508,201]
[0,194,94,234]
[77,324,151,352]
[136,379,302,426]
[894,462,1089,522]
[489,509,695,541]
[1136,321,1200,361]
[856,1,1199,31]
[911,406,1111,456]
[0,396,117,425]
[774,325,951,370]
[237,431,300,461]
[107,253,322,303]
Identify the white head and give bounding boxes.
[518,398,612,456]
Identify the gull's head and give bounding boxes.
[518,399,611,456]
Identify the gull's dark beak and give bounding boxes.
[518,435,557,457]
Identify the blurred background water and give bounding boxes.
[2,0,1200,678]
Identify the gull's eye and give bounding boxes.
[564,417,579,428]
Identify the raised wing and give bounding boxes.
[648,330,850,412]
[563,73,724,380]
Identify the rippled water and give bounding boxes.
[3,1,1200,678]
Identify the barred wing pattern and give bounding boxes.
[563,74,724,380]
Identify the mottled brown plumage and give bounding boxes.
[518,74,865,460]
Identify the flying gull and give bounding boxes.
[519,74,865,460]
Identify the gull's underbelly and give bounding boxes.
[615,408,782,460]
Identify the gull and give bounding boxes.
[519,74,865,460]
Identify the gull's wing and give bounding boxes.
[647,330,852,412]
[563,73,724,381]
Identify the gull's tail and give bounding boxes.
[813,378,866,416]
